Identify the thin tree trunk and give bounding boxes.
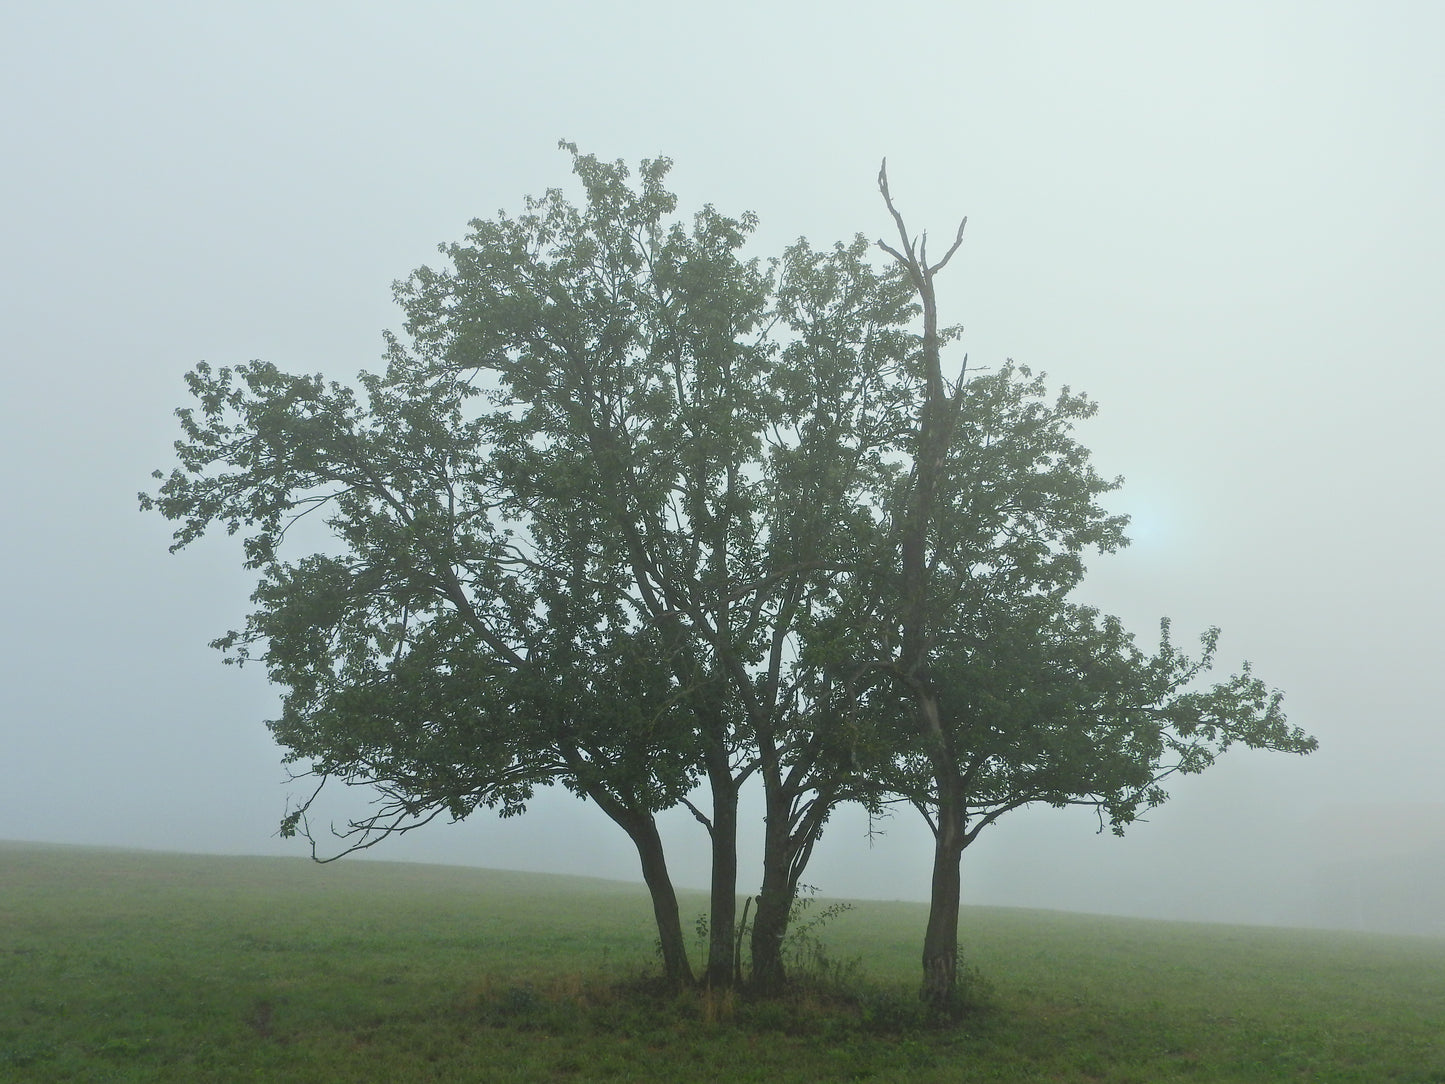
[920,773,966,1009]
[733,895,754,985]
[627,812,696,990]
[704,757,739,990]
[909,688,968,1010]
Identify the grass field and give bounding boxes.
[2,841,1442,1082]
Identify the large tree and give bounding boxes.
[858,165,1318,1008]
[144,149,1315,1007]
[143,145,915,991]
[141,350,709,984]
[400,149,920,989]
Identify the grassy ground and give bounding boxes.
[2,841,1442,1082]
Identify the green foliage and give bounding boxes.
[142,146,1317,1000]
[140,143,937,988]
[682,886,862,995]
[779,885,860,989]
[139,145,919,874]
[818,349,1316,841]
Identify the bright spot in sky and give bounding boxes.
[1123,499,1171,548]
[1109,485,1189,557]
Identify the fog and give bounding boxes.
[3,2,1442,938]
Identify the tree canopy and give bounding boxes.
[143,145,1315,1002]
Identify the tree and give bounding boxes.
[143,145,916,992]
[856,164,1318,1008]
[144,147,1314,1008]
[399,149,919,989]
[140,352,709,984]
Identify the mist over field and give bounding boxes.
[3,2,1443,939]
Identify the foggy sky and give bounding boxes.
[4,1,1443,937]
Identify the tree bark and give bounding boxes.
[748,801,794,994]
[703,755,740,990]
[625,811,695,990]
[920,762,966,1010]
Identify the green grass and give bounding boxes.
[2,841,1442,1082]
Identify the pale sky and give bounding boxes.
[4,1,1442,936]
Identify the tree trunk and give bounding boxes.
[920,789,966,1009]
[919,820,965,1011]
[626,812,696,990]
[912,690,967,1011]
[749,806,793,994]
[575,775,695,990]
[704,759,739,989]
[749,888,790,993]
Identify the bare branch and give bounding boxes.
[681,796,714,835]
[876,158,925,287]
[877,158,911,252]
[928,216,968,276]
[912,798,939,837]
